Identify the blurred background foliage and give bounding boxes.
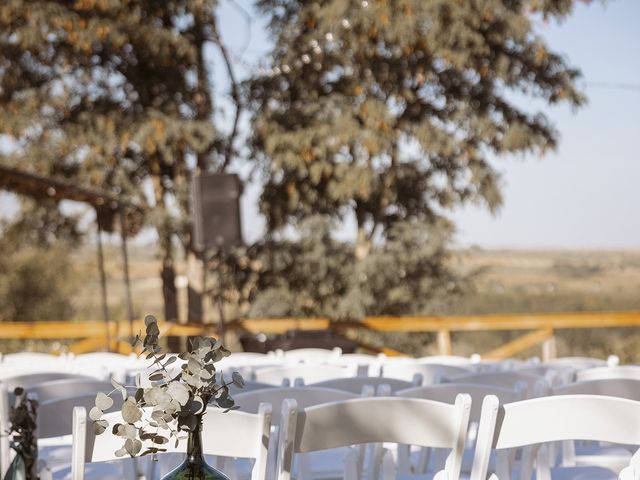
[1,0,637,358]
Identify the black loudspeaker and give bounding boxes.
[192,173,243,251]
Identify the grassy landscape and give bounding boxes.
[61,243,640,362]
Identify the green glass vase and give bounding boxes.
[161,416,229,480]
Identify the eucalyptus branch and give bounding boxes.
[91,315,244,458]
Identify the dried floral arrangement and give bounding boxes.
[90,315,244,457]
[5,388,39,479]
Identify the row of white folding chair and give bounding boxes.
[73,386,363,480]
[69,388,640,480]
[71,384,414,480]
[32,375,640,480]
[469,394,640,480]
[242,362,559,395]
[249,380,523,478]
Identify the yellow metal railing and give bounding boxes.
[1,311,639,359]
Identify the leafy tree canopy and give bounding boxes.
[249,0,587,247]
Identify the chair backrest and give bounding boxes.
[1,352,68,366]
[74,352,139,364]
[253,364,357,385]
[470,394,640,480]
[227,379,276,396]
[26,379,114,404]
[552,378,640,400]
[277,395,471,480]
[0,373,98,390]
[415,355,478,366]
[234,386,359,425]
[72,402,272,480]
[0,384,9,478]
[38,393,122,439]
[281,348,342,362]
[511,364,574,385]
[546,356,608,370]
[396,383,525,422]
[381,362,472,384]
[576,365,640,382]
[308,376,417,394]
[442,371,544,397]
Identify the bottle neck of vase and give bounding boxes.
[186,415,204,462]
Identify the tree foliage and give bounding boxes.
[249,0,587,247]
[0,235,79,321]
[216,215,466,320]
[0,0,237,321]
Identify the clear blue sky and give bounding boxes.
[1,0,639,249]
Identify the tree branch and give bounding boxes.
[211,14,242,172]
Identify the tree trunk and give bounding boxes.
[355,225,371,260]
[161,258,179,323]
[187,250,205,323]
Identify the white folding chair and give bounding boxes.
[442,371,547,398]
[277,395,472,480]
[71,402,272,480]
[235,386,361,480]
[395,383,526,476]
[576,366,640,383]
[281,348,342,363]
[1,353,70,367]
[253,364,358,385]
[415,356,480,366]
[308,376,419,394]
[381,362,472,385]
[470,394,640,480]
[546,357,609,371]
[326,353,383,376]
[551,379,640,472]
[0,373,99,390]
[26,380,114,403]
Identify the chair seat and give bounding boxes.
[573,443,633,472]
[550,466,618,480]
[293,448,353,479]
[51,461,133,480]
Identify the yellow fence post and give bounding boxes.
[542,333,557,362]
[437,329,452,356]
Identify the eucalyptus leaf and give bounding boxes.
[89,406,103,421]
[96,392,113,411]
[122,400,142,424]
[93,419,108,435]
[111,378,127,401]
[167,382,189,406]
[232,371,245,388]
[124,438,142,456]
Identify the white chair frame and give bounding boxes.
[277,395,472,480]
[470,394,640,480]
[71,402,272,480]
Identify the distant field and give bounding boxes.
[67,243,640,361]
